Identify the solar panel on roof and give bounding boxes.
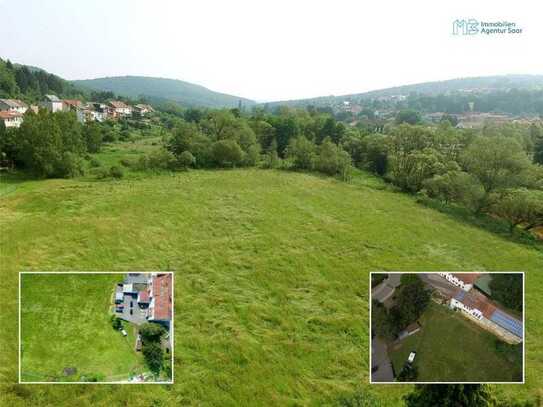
[454,290,466,301]
[490,309,523,338]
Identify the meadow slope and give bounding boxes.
[1,169,542,406]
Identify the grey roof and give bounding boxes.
[124,273,149,284]
[490,309,523,339]
[45,94,61,102]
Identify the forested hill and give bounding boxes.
[0,57,85,102]
[265,75,543,108]
[73,76,256,109]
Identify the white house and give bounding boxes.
[450,288,523,343]
[109,100,132,117]
[0,111,23,128]
[439,272,480,292]
[0,99,28,114]
[41,95,63,112]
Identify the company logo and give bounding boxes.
[453,19,523,35]
[453,19,479,35]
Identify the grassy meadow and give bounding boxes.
[388,302,523,382]
[1,145,542,405]
[20,273,145,382]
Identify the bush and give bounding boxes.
[137,149,177,171]
[109,166,124,179]
[212,139,244,167]
[110,315,122,330]
[120,158,134,168]
[177,150,195,170]
[89,157,102,168]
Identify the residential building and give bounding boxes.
[62,99,82,112]
[147,273,172,327]
[450,288,523,343]
[41,95,63,112]
[0,99,28,114]
[0,111,23,128]
[439,272,480,291]
[133,104,154,116]
[109,100,132,117]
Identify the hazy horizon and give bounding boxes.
[1,0,542,102]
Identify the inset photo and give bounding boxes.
[370,272,524,383]
[19,272,173,384]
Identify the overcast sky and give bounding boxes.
[0,0,541,102]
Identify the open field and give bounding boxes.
[20,273,145,382]
[389,302,522,382]
[1,163,542,405]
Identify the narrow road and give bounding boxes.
[419,273,458,298]
[371,336,394,382]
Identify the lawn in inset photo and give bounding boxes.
[20,272,173,383]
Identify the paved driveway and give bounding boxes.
[117,294,148,325]
[372,274,402,303]
[371,337,394,382]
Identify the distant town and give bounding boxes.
[0,96,154,128]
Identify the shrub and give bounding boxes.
[89,157,102,168]
[212,139,244,167]
[109,166,124,179]
[177,150,196,170]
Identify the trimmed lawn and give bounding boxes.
[20,273,145,382]
[389,302,523,382]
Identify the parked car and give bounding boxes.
[121,329,128,337]
[407,351,416,363]
[130,309,133,315]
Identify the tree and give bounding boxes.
[315,138,353,180]
[178,150,196,170]
[491,189,543,233]
[395,110,422,125]
[397,363,418,382]
[461,136,532,194]
[423,171,486,211]
[83,122,103,153]
[404,384,496,407]
[286,136,316,170]
[212,139,244,167]
[142,342,163,374]
[139,322,166,343]
[393,278,431,328]
[489,274,523,312]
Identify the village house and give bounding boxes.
[439,272,480,291]
[450,288,523,343]
[147,273,172,328]
[62,99,82,112]
[0,111,23,128]
[109,100,132,117]
[133,104,154,117]
[41,94,63,112]
[0,98,28,114]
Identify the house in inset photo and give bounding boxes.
[370,272,523,383]
[20,272,173,384]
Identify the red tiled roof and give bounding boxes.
[152,274,172,321]
[63,99,82,107]
[0,111,22,119]
[109,100,129,109]
[455,288,497,319]
[451,273,480,285]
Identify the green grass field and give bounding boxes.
[389,302,522,382]
[1,160,542,405]
[20,273,145,382]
